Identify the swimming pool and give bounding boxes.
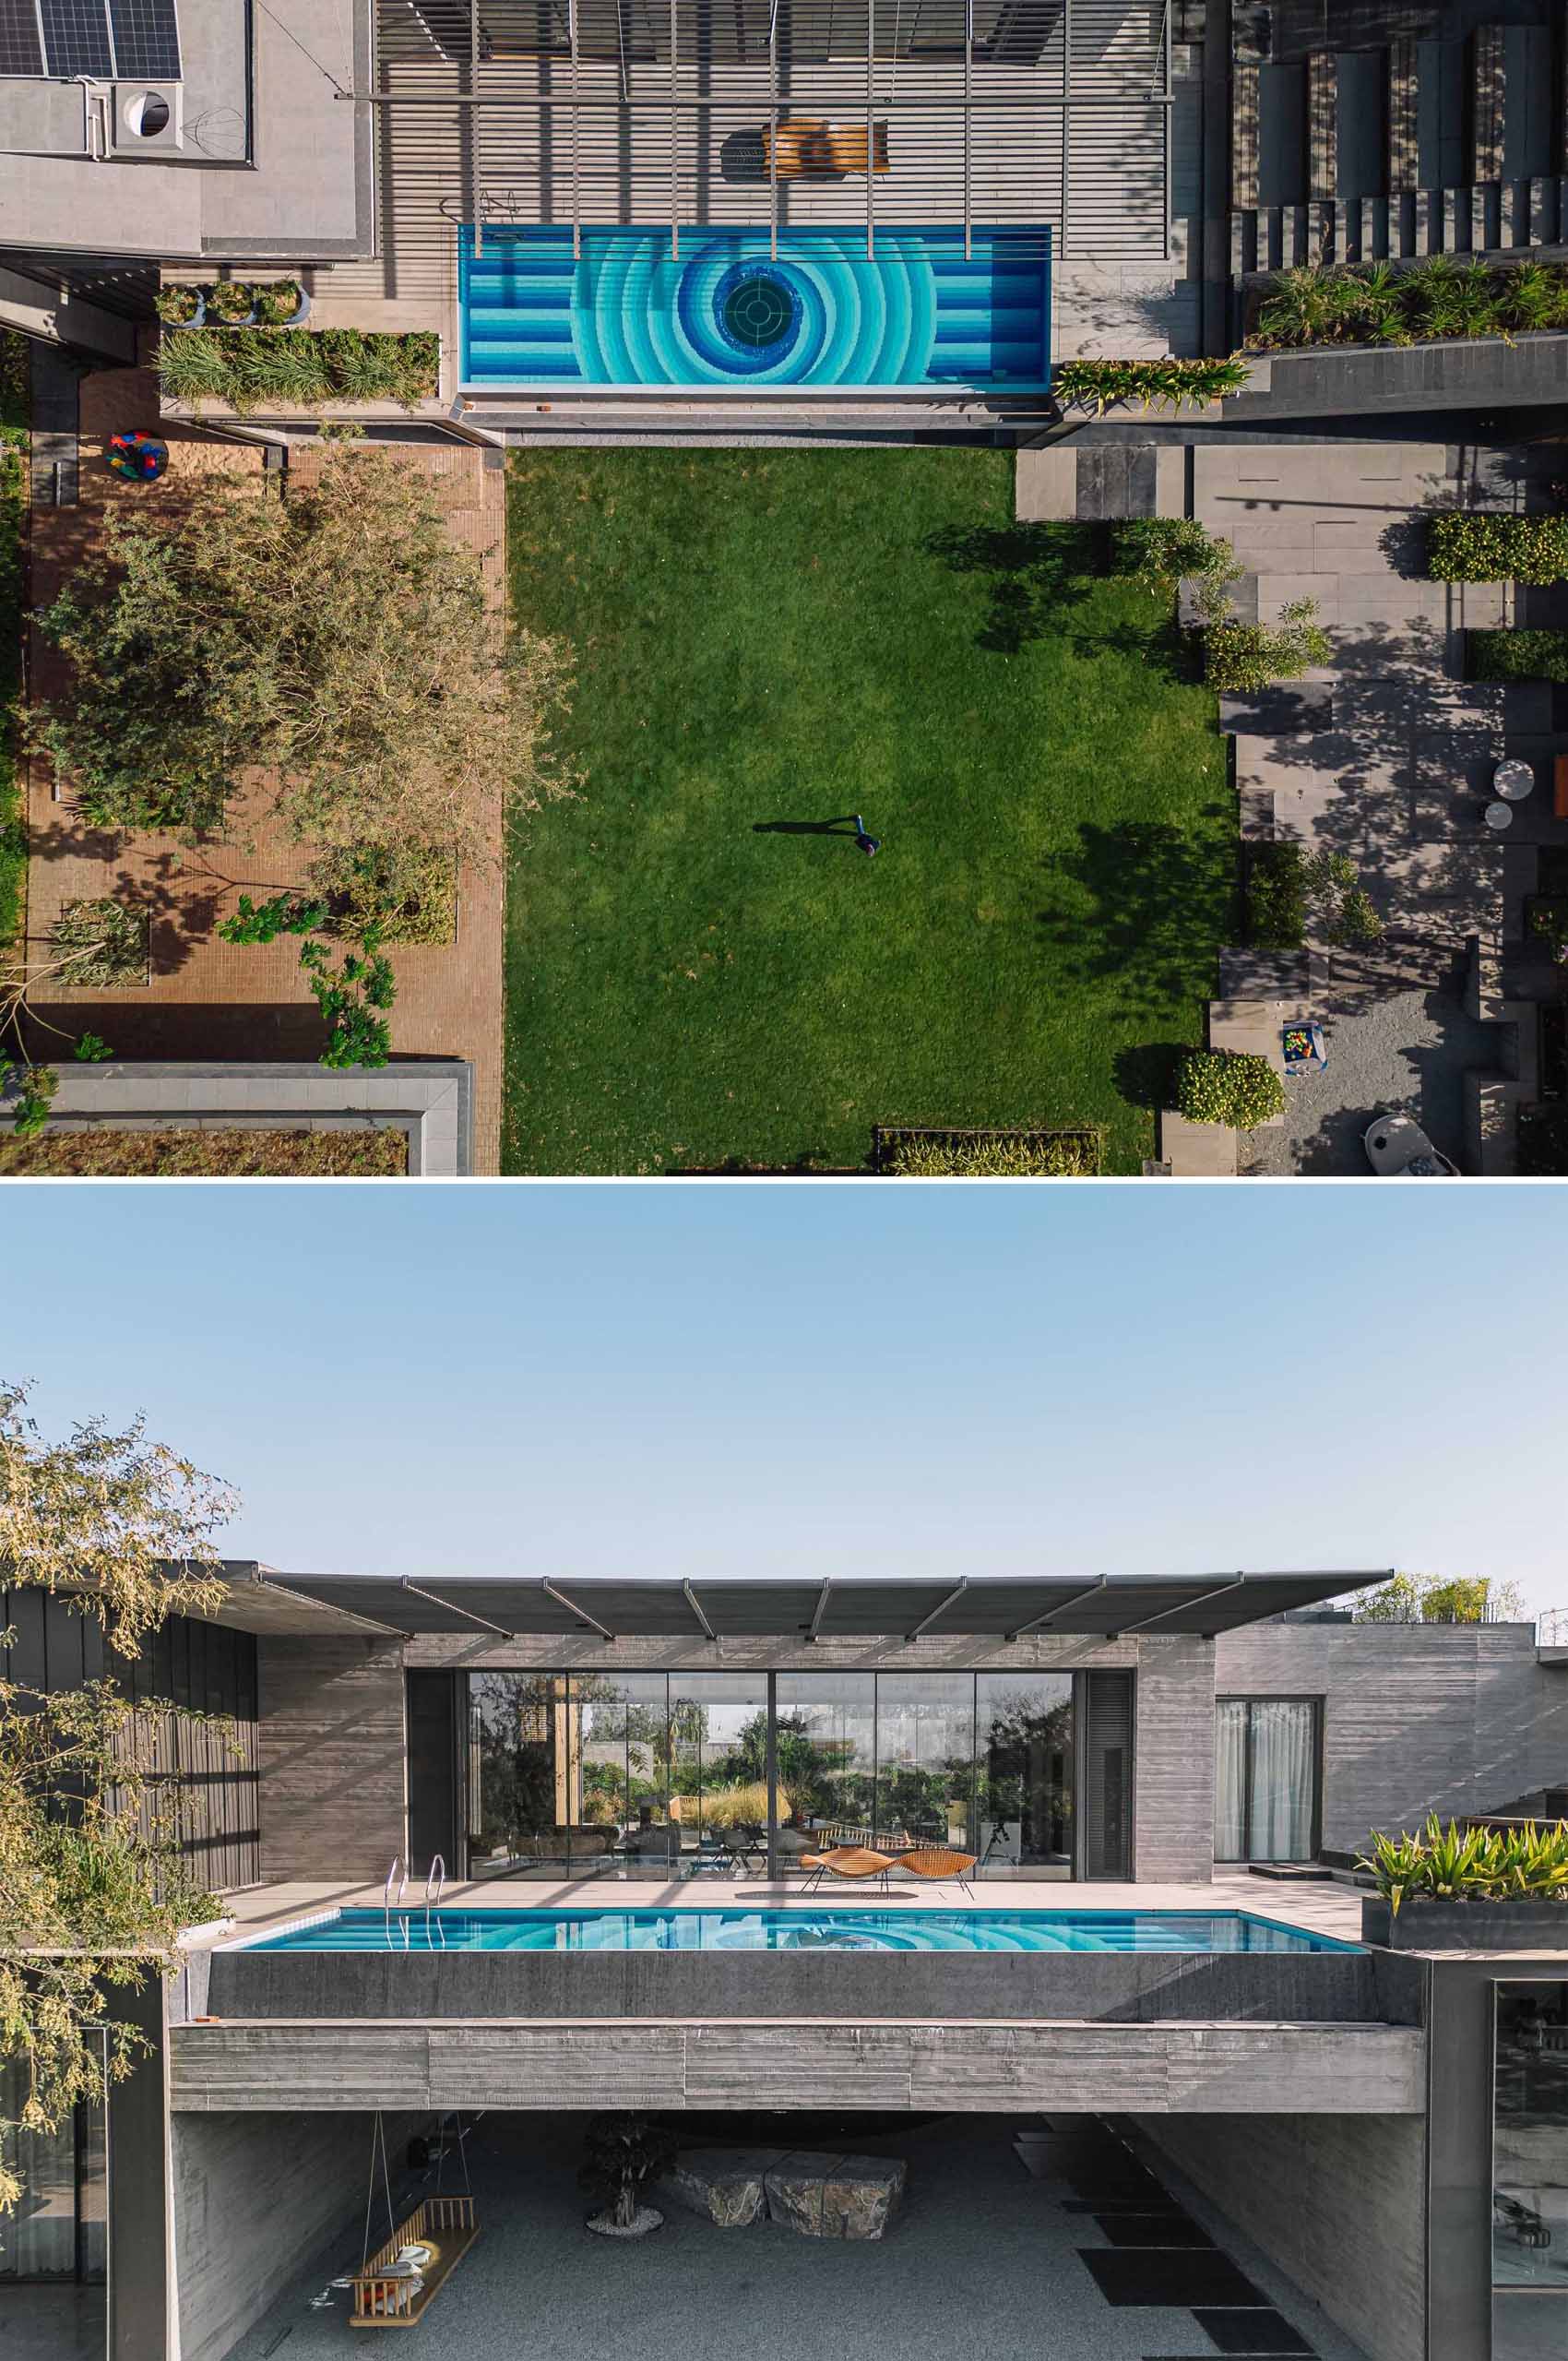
[458,224,1051,392]
[238,1909,1353,1955]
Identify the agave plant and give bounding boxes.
[1358,1828,1428,1916]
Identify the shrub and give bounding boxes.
[253,280,304,327]
[47,897,148,986]
[1360,1815,1568,1915]
[153,283,202,327]
[307,842,457,948]
[670,1782,788,1830]
[1427,513,1568,585]
[153,328,234,408]
[1245,841,1309,948]
[1110,519,1236,597]
[1051,355,1251,416]
[205,279,255,325]
[1527,898,1568,958]
[1204,599,1332,693]
[1173,1048,1286,1129]
[881,1128,1102,1175]
[1247,256,1568,352]
[6,1063,56,1138]
[1467,627,1568,683]
[218,893,396,1070]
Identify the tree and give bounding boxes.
[1353,1572,1526,1626]
[578,2113,678,2232]
[1,1381,235,2228]
[31,445,576,869]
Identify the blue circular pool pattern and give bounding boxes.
[460,225,1051,391]
[717,265,802,360]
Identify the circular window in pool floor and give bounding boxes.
[713,265,803,364]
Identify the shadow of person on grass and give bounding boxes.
[754,817,870,840]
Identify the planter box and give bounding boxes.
[1362,1895,1568,1951]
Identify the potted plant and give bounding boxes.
[154,282,205,329]
[205,279,256,328]
[254,278,310,328]
[579,2114,678,2237]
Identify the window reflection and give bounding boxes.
[669,1672,770,1875]
[775,1675,876,1853]
[1493,1980,1568,2360]
[976,1673,1075,1877]
[875,1675,977,1852]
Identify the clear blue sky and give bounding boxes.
[4,1183,1564,1614]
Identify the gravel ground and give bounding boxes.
[1241,988,1502,1177]
[229,2112,1368,2361]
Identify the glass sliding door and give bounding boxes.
[1214,1698,1319,1864]
[976,1672,1075,1878]
[875,1675,977,1853]
[774,1675,876,1854]
[669,1671,769,1874]
[572,1672,671,1874]
[468,1671,576,1878]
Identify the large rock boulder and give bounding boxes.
[659,2148,776,2228]
[764,2152,907,2240]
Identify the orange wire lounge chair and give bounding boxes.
[800,1844,897,1894]
[761,118,891,178]
[893,1846,977,1897]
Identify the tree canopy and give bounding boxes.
[32,444,574,867]
[1,1380,236,2230]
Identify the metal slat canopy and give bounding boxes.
[245,1568,1385,1640]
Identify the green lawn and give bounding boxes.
[505,450,1234,1175]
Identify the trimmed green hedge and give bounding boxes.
[1467,628,1568,683]
[1173,1048,1286,1129]
[1427,513,1568,585]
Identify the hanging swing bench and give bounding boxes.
[350,2111,481,2328]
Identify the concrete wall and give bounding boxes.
[1215,1622,1568,1854]
[256,1638,406,1881]
[172,2110,419,2361]
[171,2019,1427,2117]
[1134,1639,1215,1880]
[1137,2111,1428,2361]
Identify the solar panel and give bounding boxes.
[109,0,181,77]
[39,0,114,75]
[0,0,45,75]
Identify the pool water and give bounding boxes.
[239,1909,1353,1955]
[458,224,1051,390]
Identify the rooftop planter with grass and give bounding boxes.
[47,897,148,987]
[1248,255,1568,352]
[1360,1816,1568,1950]
[1051,355,1251,417]
[157,326,441,413]
[873,1126,1104,1175]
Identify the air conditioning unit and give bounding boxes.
[110,84,184,157]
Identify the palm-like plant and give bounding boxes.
[1452,259,1503,339]
[1253,265,1342,348]
[1496,260,1563,332]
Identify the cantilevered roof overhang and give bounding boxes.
[229,1568,1384,1642]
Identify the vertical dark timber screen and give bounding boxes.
[1083,1670,1134,1878]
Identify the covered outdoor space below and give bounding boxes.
[204,2110,1375,2361]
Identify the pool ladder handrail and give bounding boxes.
[384,1855,409,1947]
[424,1855,446,1948]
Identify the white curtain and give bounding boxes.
[1246,1700,1316,1860]
[1214,1700,1249,1860]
